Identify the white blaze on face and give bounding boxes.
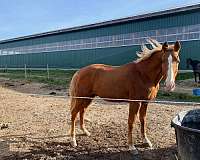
[165,55,175,91]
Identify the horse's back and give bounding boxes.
[71,63,140,99]
[88,63,136,98]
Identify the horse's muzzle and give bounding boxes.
[164,81,175,92]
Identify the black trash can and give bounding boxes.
[171,109,200,160]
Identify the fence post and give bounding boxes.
[47,64,50,80]
[5,64,7,73]
[24,64,27,79]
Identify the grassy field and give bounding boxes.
[0,69,199,102]
[0,69,76,88]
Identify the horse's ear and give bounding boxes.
[174,41,181,52]
[162,42,168,51]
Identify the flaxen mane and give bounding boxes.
[136,38,162,63]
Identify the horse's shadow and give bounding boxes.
[0,134,178,160]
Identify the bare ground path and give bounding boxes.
[0,83,199,160]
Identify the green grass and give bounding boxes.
[176,72,194,81]
[0,69,76,88]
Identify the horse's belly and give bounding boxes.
[93,70,130,99]
[94,86,129,101]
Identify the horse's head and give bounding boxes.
[161,41,181,92]
[186,58,192,69]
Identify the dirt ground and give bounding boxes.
[0,78,199,160]
[174,79,200,95]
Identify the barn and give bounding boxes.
[0,4,199,69]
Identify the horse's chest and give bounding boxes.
[148,87,159,99]
[132,85,159,100]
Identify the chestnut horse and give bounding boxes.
[69,39,181,154]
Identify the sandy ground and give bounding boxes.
[174,79,200,95]
[0,78,199,160]
[0,78,66,96]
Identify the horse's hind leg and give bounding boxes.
[79,99,92,136]
[70,102,80,147]
[139,102,152,148]
[128,102,140,155]
[70,99,92,147]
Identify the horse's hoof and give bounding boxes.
[84,130,91,136]
[128,145,138,155]
[81,128,91,136]
[143,138,153,149]
[71,138,77,147]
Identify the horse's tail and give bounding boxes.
[69,71,79,113]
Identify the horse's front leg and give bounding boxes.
[70,107,79,147]
[139,102,152,148]
[128,102,140,154]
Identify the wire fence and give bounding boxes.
[0,64,193,79]
[0,64,78,82]
[68,95,200,106]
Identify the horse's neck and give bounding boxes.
[137,53,163,86]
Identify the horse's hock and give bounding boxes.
[172,109,200,160]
